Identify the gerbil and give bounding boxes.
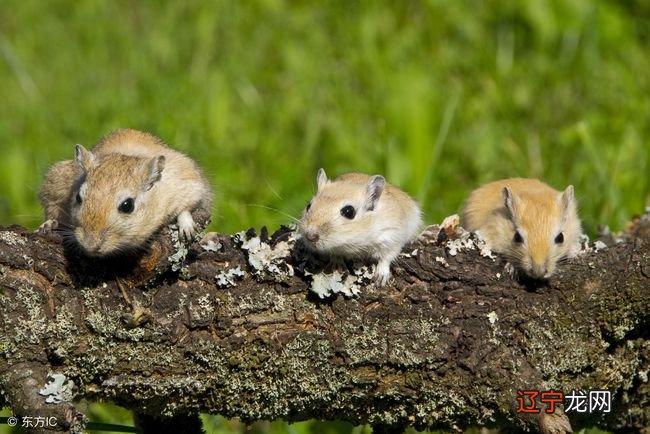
[463,178,581,280]
[299,168,422,286]
[39,128,213,257]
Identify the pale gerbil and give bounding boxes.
[463,178,582,279]
[39,128,213,256]
[299,168,422,286]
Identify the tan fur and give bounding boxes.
[300,169,422,286]
[39,129,213,256]
[39,160,84,230]
[463,178,582,279]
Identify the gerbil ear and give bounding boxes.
[316,168,328,190]
[560,185,575,221]
[143,155,165,191]
[502,187,519,223]
[74,144,95,172]
[364,175,385,211]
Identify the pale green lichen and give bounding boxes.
[446,229,479,257]
[386,317,444,367]
[435,256,449,267]
[310,271,359,298]
[39,373,75,404]
[228,287,284,315]
[82,287,154,342]
[187,294,216,327]
[308,265,374,299]
[215,266,245,288]
[46,304,79,360]
[168,244,189,274]
[13,286,48,346]
[236,231,296,281]
[522,305,607,385]
[167,225,195,277]
[611,315,640,341]
[166,292,188,320]
[0,231,26,246]
[486,311,504,345]
[200,237,222,252]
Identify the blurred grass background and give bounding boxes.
[0,0,647,433]
[1,0,649,235]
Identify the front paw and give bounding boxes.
[177,211,197,242]
[36,219,58,235]
[372,270,391,287]
[373,260,392,287]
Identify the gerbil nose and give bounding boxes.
[75,228,102,255]
[305,230,319,243]
[530,263,548,280]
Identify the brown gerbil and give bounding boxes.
[39,129,213,256]
[463,178,582,279]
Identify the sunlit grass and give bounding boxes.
[1,1,648,236]
[0,1,646,433]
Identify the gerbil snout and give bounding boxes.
[74,227,106,256]
[528,262,551,280]
[304,229,320,243]
[299,224,324,250]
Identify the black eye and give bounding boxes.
[75,192,82,204]
[555,232,564,244]
[305,201,312,212]
[513,231,524,244]
[118,198,135,214]
[340,205,356,219]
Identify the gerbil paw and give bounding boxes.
[372,259,393,287]
[372,269,391,287]
[504,262,516,277]
[177,211,197,242]
[36,219,58,234]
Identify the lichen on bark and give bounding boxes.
[0,213,648,433]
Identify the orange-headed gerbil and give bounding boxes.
[39,129,213,257]
[463,178,581,279]
[299,168,422,286]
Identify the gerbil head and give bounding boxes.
[502,184,580,279]
[70,144,166,256]
[299,168,385,256]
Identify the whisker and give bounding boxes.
[263,179,283,201]
[246,204,300,224]
[556,256,570,264]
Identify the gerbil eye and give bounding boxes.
[118,198,135,214]
[75,192,82,205]
[306,201,312,212]
[513,230,524,244]
[340,205,356,219]
[555,232,564,244]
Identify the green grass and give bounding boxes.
[0,1,647,432]
[1,0,648,235]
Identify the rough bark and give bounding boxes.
[0,211,648,434]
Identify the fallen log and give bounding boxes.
[0,210,648,433]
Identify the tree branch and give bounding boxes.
[0,212,648,433]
